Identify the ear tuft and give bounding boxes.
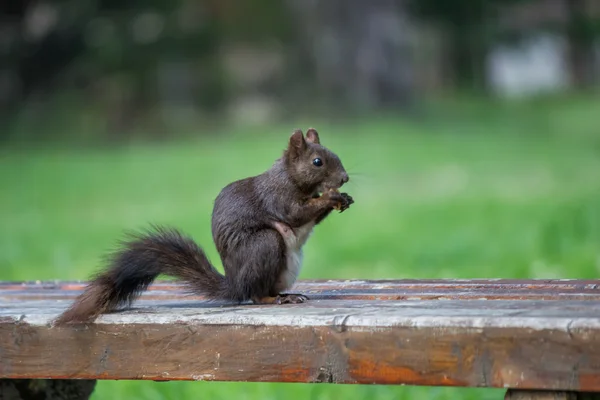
[288,129,306,159]
[306,128,320,144]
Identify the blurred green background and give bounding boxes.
[2,0,600,399]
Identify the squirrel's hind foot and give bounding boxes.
[276,293,309,304]
[252,293,309,305]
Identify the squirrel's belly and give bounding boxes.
[277,221,315,291]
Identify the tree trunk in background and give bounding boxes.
[565,0,595,88]
[450,21,487,92]
[286,0,415,113]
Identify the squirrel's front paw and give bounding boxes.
[323,189,351,211]
[332,192,353,212]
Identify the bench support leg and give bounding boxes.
[0,379,97,400]
[505,390,600,400]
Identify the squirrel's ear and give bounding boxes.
[306,128,320,144]
[288,129,306,159]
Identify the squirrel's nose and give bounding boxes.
[341,172,349,185]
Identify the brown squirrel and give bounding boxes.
[55,128,353,324]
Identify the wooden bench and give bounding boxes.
[2,279,600,399]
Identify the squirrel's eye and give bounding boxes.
[312,158,323,167]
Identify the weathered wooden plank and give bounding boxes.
[3,278,600,290]
[2,278,600,392]
[1,279,600,301]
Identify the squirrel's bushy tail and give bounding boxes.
[55,225,227,325]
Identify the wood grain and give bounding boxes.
[2,278,600,301]
[1,279,600,392]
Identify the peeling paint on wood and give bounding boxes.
[1,279,600,392]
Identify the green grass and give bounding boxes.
[2,95,600,399]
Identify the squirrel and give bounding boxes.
[55,128,353,325]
